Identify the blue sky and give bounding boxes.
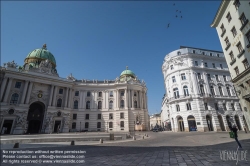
[1,1,222,115]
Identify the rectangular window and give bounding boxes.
[229,51,235,61]
[231,103,235,111]
[215,103,218,110]
[181,73,186,80]
[85,114,89,120]
[243,59,249,69]
[212,63,215,68]
[59,88,63,94]
[240,13,247,25]
[172,76,176,83]
[202,52,205,55]
[170,65,174,70]
[220,24,225,33]
[215,75,219,81]
[120,121,124,127]
[15,82,21,88]
[120,112,124,119]
[226,12,232,22]
[110,91,113,97]
[109,113,113,119]
[220,64,223,69]
[193,50,195,54]
[207,74,211,80]
[197,73,201,79]
[98,114,101,120]
[233,0,240,9]
[204,103,208,110]
[176,105,180,112]
[120,91,124,96]
[204,62,208,67]
[72,123,76,129]
[75,91,79,96]
[87,92,91,97]
[223,103,227,110]
[225,37,230,45]
[98,92,102,97]
[195,61,198,66]
[231,27,237,37]
[217,54,220,57]
[186,103,192,110]
[236,42,243,53]
[234,67,239,75]
[210,53,213,56]
[73,114,77,120]
[246,30,250,43]
[223,75,227,82]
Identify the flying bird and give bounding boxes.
[167,23,170,28]
[173,3,175,6]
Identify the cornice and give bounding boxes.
[211,0,230,27]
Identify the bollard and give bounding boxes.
[71,141,75,145]
[100,138,103,143]
[13,143,19,148]
[142,136,144,139]
[133,136,136,140]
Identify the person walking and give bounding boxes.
[230,124,242,149]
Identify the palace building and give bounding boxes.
[161,46,247,132]
[0,44,149,134]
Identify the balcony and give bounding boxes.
[237,50,245,58]
[198,93,212,98]
[240,19,249,31]
[220,30,226,38]
[225,43,231,51]
[168,95,192,102]
[230,59,236,66]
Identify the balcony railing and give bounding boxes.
[240,19,249,31]
[230,59,236,66]
[168,95,192,102]
[220,30,226,37]
[237,50,245,58]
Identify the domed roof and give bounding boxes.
[120,66,136,77]
[25,44,56,66]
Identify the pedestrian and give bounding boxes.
[231,124,243,149]
[244,127,247,133]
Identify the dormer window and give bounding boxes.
[59,88,63,94]
[75,91,79,96]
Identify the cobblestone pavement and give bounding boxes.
[1,131,250,166]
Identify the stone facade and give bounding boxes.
[161,46,246,132]
[0,45,149,135]
[211,0,250,131]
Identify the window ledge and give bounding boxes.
[225,43,231,51]
[237,49,245,58]
[220,30,226,37]
[230,59,236,65]
[240,19,249,31]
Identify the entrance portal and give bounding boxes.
[187,115,197,131]
[206,115,213,131]
[177,117,184,132]
[27,102,45,134]
[53,121,61,133]
[234,115,242,130]
[226,115,232,127]
[1,120,13,134]
[217,115,226,131]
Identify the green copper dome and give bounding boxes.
[120,66,136,78]
[24,44,56,66]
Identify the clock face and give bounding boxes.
[38,94,43,98]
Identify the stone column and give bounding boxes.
[25,82,33,104]
[116,90,119,109]
[52,86,58,106]
[138,91,141,108]
[125,89,128,109]
[131,90,134,109]
[128,89,131,108]
[48,85,54,106]
[191,72,199,96]
[0,77,8,101]
[68,89,73,108]
[79,90,83,108]
[203,73,211,94]
[83,91,86,109]
[20,80,29,104]
[3,78,13,103]
[64,87,69,107]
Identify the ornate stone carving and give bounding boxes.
[67,73,76,81]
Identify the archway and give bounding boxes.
[187,115,197,131]
[177,116,184,132]
[243,115,249,131]
[27,102,45,134]
[206,115,213,131]
[217,115,226,131]
[226,115,232,128]
[234,115,242,130]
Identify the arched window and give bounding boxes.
[109,91,113,97]
[177,51,181,55]
[210,86,215,95]
[72,122,76,129]
[120,100,124,108]
[120,121,124,127]
[109,101,113,109]
[57,98,62,107]
[218,86,223,96]
[176,105,180,112]
[200,85,205,95]
[134,92,137,96]
[173,88,179,99]
[74,100,78,109]
[10,93,19,104]
[226,87,231,96]
[183,86,189,96]
[97,122,101,128]
[85,122,89,128]
[134,101,137,108]
[87,91,91,97]
[86,101,90,109]
[98,92,102,97]
[98,101,102,109]
[109,122,113,128]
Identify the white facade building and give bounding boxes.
[211,0,250,131]
[160,95,171,130]
[0,44,149,135]
[149,113,161,130]
[161,46,246,132]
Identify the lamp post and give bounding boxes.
[80,122,81,133]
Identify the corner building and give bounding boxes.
[211,0,250,130]
[0,44,149,134]
[162,46,246,132]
